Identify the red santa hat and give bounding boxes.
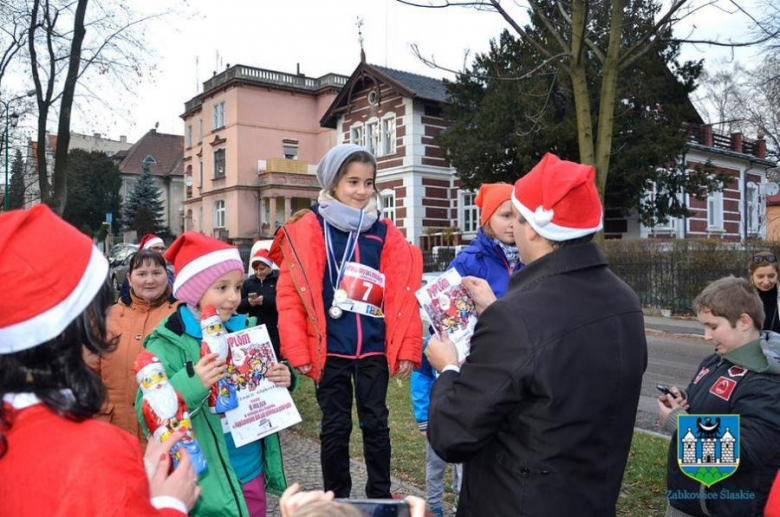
[134,350,164,382]
[511,153,603,241]
[164,232,243,306]
[250,249,274,269]
[139,233,164,250]
[0,205,108,355]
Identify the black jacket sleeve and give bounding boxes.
[428,300,534,463]
[730,376,780,469]
[262,280,277,311]
[237,279,252,314]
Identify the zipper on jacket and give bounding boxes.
[203,405,245,517]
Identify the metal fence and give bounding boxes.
[609,259,745,315]
[422,248,456,273]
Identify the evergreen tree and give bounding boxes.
[8,149,26,210]
[62,149,122,235]
[437,4,731,226]
[122,162,165,235]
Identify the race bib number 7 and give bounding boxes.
[337,262,385,318]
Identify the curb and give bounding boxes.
[634,426,671,440]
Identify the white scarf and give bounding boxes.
[318,190,379,233]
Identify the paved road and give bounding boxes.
[635,331,712,434]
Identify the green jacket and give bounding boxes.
[135,306,297,517]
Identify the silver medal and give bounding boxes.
[334,289,348,304]
[329,306,343,319]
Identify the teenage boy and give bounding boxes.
[658,276,780,517]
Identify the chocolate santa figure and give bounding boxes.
[134,351,208,474]
[200,305,238,413]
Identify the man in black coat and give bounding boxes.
[426,153,648,517]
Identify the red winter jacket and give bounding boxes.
[0,404,185,516]
[270,210,423,382]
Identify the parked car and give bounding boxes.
[107,243,138,293]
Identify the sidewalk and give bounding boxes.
[644,315,703,337]
[267,431,457,516]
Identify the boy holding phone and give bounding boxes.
[657,277,780,516]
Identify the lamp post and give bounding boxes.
[3,104,20,212]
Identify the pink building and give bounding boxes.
[181,65,348,242]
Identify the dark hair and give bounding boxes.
[331,151,377,193]
[693,276,764,330]
[748,251,779,275]
[0,282,116,458]
[128,249,167,275]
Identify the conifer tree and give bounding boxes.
[7,149,26,210]
[122,161,165,235]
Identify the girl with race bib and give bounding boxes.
[271,144,423,498]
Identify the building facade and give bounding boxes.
[118,129,184,234]
[180,64,348,242]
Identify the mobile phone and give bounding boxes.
[248,292,258,299]
[656,383,674,396]
[334,499,410,517]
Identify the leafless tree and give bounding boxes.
[397,0,776,205]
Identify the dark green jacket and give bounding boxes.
[135,307,297,516]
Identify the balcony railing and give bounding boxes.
[203,65,348,96]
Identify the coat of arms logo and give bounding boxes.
[677,414,740,487]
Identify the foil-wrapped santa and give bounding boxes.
[200,305,238,413]
[134,351,207,474]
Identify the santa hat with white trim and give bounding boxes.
[511,153,603,241]
[139,233,164,250]
[0,205,109,355]
[250,249,274,269]
[164,232,243,307]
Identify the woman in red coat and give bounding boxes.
[0,205,198,516]
[271,144,422,499]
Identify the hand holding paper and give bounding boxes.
[461,276,497,315]
[425,332,459,374]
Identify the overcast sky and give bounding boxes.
[63,0,764,144]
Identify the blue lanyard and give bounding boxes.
[324,211,364,291]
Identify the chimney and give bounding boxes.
[93,132,101,139]
[756,133,767,159]
[701,124,713,147]
[730,132,743,153]
[297,63,301,75]
[120,135,127,143]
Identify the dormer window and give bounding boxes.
[143,155,157,166]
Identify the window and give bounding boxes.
[214,200,226,228]
[747,182,759,234]
[366,121,379,155]
[647,180,675,231]
[382,115,396,156]
[212,101,225,130]
[143,155,157,166]
[198,119,203,142]
[283,141,299,160]
[214,149,226,179]
[198,160,203,187]
[460,191,478,233]
[707,190,724,229]
[381,189,396,222]
[350,124,364,147]
[186,125,193,147]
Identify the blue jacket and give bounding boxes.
[410,337,434,431]
[448,230,522,299]
[314,205,388,359]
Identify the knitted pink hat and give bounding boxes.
[164,232,243,306]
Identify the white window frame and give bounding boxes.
[214,200,226,229]
[459,191,479,234]
[707,190,724,230]
[380,188,396,222]
[283,141,299,160]
[381,114,397,156]
[747,182,759,234]
[647,179,675,231]
[350,123,364,147]
[366,119,380,156]
[213,148,226,179]
[212,101,225,130]
[186,124,193,148]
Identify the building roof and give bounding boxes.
[371,65,450,103]
[320,62,450,128]
[119,129,184,177]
